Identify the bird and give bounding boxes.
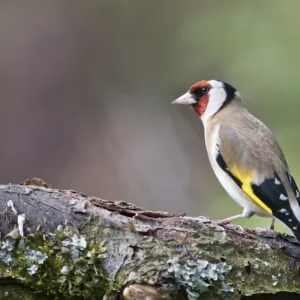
[172,79,300,242]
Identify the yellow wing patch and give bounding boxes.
[231,166,272,215]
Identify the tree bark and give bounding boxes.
[0,183,299,300]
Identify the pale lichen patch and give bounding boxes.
[167,257,233,300]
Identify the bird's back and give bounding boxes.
[208,99,288,181]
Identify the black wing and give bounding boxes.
[217,151,300,239]
[252,172,300,240]
[287,172,300,205]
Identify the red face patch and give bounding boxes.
[193,94,209,117]
[190,80,211,117]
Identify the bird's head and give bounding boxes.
[172,80,241,123]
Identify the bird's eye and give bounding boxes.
[200,87,209,94]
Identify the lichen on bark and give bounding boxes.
[0,224,112,299]
[0,184,299,299]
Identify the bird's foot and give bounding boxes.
[215,219,231,226]
[215,219,245,233]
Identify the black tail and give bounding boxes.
[274,214,300,243]
[290,224,300,243]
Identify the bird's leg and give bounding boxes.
[215,209,254,225]
[267,218,275,230]
[215,214,245,225]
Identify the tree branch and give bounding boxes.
[0,182,299,299]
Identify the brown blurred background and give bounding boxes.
[2,0,300,233]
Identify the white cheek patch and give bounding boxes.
[201,81,227,125]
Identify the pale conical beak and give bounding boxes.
[172,92,197,105]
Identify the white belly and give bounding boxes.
[206,124,270,217]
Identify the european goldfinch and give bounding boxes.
[172,79,300,241]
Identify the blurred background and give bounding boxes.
[1,0,300,233]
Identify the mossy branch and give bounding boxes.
[0,183,299,300]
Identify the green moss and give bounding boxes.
[0,226,113,300]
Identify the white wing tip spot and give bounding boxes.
[293,226,298,230]
[278,208,287,213]
[279,194,288,201]
[288,219,292,222]
[296,190,300,198]
[274,178,281,185]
